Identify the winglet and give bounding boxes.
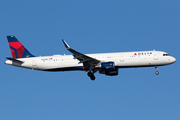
[62,39,70,49]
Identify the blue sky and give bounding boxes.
[0,0,180,120]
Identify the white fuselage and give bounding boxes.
[5,51,176,72]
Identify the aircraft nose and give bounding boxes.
[171,57,176,63]
[169,56,176,64]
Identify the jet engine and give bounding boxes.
[99,62,118,76]
[101,62,115,70]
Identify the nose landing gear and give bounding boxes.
[87,71,95,80]
[155,66,159,75]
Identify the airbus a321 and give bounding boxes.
[5,36,176,80]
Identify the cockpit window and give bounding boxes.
[163,54,170,56]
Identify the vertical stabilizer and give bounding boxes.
[7,36,35,59]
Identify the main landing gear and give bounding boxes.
[155,66,159,75]
[87,71,95,80]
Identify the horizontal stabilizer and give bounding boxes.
[6,57,24,63]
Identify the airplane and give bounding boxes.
[5,36,176,80]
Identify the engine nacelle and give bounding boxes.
[100,62,118,76]
[101,62,115,70]
[105,69,118,76]
[99,68,118,76]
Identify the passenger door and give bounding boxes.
[32,58,38,68]
[154,52,158,60]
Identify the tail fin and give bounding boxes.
[7,36,35,59]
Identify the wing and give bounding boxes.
[62,40,100,69]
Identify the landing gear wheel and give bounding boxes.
[155,71,159,75]
[90,75,95,80]
[87,71,92,77]
[155,66,159,75]
[87,71,96,80]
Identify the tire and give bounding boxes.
[90,75,95,80]
[155,71,159,75]
[87,71,92,77]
